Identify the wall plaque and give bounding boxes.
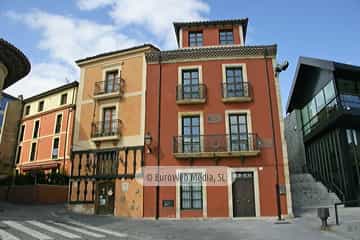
[208,114,222,123]
[162,200,174,207]
[121,182,129,192]
[259,138,273,148]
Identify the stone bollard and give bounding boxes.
[317,207,330,230]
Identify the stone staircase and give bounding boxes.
[291,173,340,213]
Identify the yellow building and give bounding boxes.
[69,44,159,216]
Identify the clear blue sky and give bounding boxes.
[1,0,360,114]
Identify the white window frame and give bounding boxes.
[222,63,248,84]
[18,123,26,142]
[29,141,37,162]
[99,103,119,122]
[176,168,207,219]
[32,119,41,139]
[54,112,63,134]
[38,100,45,112]
[227,167,261,218]
[178,111,204,153]
[225,109,252,152]
[15,145,22,165]
[51,137,60,160]
[24,105,31,116]
[102,64,122,81]
[60,93,68,105]
[177,65,203,85]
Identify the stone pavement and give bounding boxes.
[0,201,356,240]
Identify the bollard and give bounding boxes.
[317,207,330,230]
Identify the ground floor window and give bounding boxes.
[180,172,203,209]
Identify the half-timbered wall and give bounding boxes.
[69,147,144,209]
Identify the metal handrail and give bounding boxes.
[94,78,125,96]
[176,84,207,101]
[335,199,360,225]
[173,133,259,154]
[302,94,360,135]
[330,181,346,202]
[91,119,122,138]
[221,82,251,98]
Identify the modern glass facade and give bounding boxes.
[301,81,336,135]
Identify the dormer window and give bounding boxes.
[189,31,203,47]
[219,30,234,45]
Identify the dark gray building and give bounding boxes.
[286,56,360,204]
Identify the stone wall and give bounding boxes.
[284,110,306,173]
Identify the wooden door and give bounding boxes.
[96,181,115,215]
[232,172,255,217]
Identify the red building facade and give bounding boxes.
[144,19,292,218]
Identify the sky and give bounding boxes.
[1,0,360,114]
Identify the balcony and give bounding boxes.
[173,133,260,158]
[303,94,360,141]
[93,78,124,100]
[221,82,252,103]
[91,119,122,142]
[176,84,207,104]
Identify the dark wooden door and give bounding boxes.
[232,172,255,217]
[96,181,115,215]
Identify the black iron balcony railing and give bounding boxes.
[91,119,122,138]
[176,84,207,102]
[221,82,251,99]
[302,94,360,136]
[94,78,125,96]
[173,133,259,154]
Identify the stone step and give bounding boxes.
[290,173,341,210]
[290,174,315,183]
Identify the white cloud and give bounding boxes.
[6,10,138,67]
[5,62,77,99]
[76,0,210,48]
[5,1,210,97]
[77,0,114,10]
[5,9,139,97]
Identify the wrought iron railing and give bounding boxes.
[94,78,124,96]
[91,119,122,138]
[176,84,207,101]
[221,82,251,98]
[173,133,259,154]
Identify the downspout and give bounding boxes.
[62,87,76,174]
[264,49,282,220]
[155,53,162,219]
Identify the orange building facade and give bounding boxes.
[143,19,293,219]
[68,45,159,217]
[15,82,78,175]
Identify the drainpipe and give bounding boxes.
[155,53,162,219]
[63,87,77,175]
[264,49,282,221]
[62,108,71,174]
